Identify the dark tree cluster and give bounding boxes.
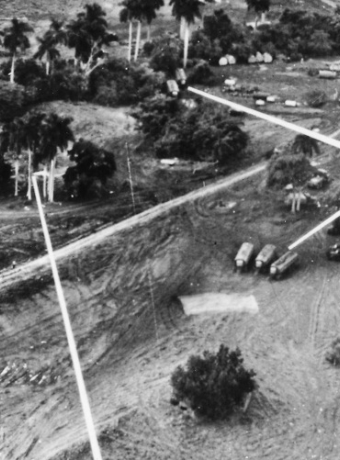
[64,139,116,199]
[133,95,249,167]
[88,57,166,106]
[188,8,340,64]
[171,345,256,420]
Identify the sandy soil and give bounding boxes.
[3,1,340,459]
[2,156,340,460]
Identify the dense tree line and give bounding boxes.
[133,95,249,166]
[189,7,340,64]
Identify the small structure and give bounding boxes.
[219,56,228,66]
[175,68,187,86]
[284,100,299,107]
[270,251,299,280]
[266,95,279,103]
[255,244,277,273]
[319,70,337,79]
[224,78,237,87]
[326,243,340,261]
[307,175,327,190]
[235,242,254,272]
[263,52,273,63]
[226,55,236,65]
[256,52,264,63]
[248,55,257,64]
[167,80,179,97]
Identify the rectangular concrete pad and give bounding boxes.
[179,293,259,316]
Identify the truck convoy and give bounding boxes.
[235,243,299,280]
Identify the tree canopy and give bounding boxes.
[171,345,256,420]
[267,150,317,190]
[246,0,270,14]
[64,139,116,199]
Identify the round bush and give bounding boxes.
[171,345,256,420]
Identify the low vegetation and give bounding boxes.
[326,338,340,366]
[171,345,256,420]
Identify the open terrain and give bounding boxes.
[4,0,340,459]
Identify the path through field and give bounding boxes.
[2,158,340,459]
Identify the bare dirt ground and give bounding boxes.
[3,162,340,460]
[4,0,340,459]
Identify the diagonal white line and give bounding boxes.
[187,86,340,150]
[32,175,103,460]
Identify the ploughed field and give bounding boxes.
[2,170,340,460]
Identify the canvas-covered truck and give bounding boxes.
[270,251,299,280]
[234,242,254,272]
[255,244,277,273]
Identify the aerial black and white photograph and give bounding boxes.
[2,0,340,458]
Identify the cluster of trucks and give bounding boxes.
[234,242,299,280]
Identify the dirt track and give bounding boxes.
[2,152,340,459]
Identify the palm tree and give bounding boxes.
[23,112,46,200]
[40,113,74,202]
[246,0,270,27]
[2,18,34,84]
[292,134,320,158]
[120,0,143,62]
[169,0,203,68]
[67,3,116,75]
[267,150,316,213]
[34,37,60,76]
[34,19,67,75]
[0,118,25,196]
[141,0,164,42]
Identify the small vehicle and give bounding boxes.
[234,242,254,272]
[326,243,340,261]
[175,68,187,86]
[270,251,299,280]
[255,244,277,273]
[167,79,179,97]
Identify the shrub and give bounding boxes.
[48,68,88,101]
[0,58,45,85]
[326,338,340,366]
[189,31,223,65]
[0,80,26,122]
[134,97,249,166]
[203,9,232,42]
[89,58,166,106]
[64,139,116,199]
[187,60,215,85]
[304,90,327,108]
[0,59,88,104]
[143,41,156,56]
[195,7,338,63]
[267,150,316,190]
[171,345,256,420]
[149,38,182,75]
[132,94,182,138]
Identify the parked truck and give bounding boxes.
[255,244,277,273]
[270,251,299,280]
[234,242,254,272]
